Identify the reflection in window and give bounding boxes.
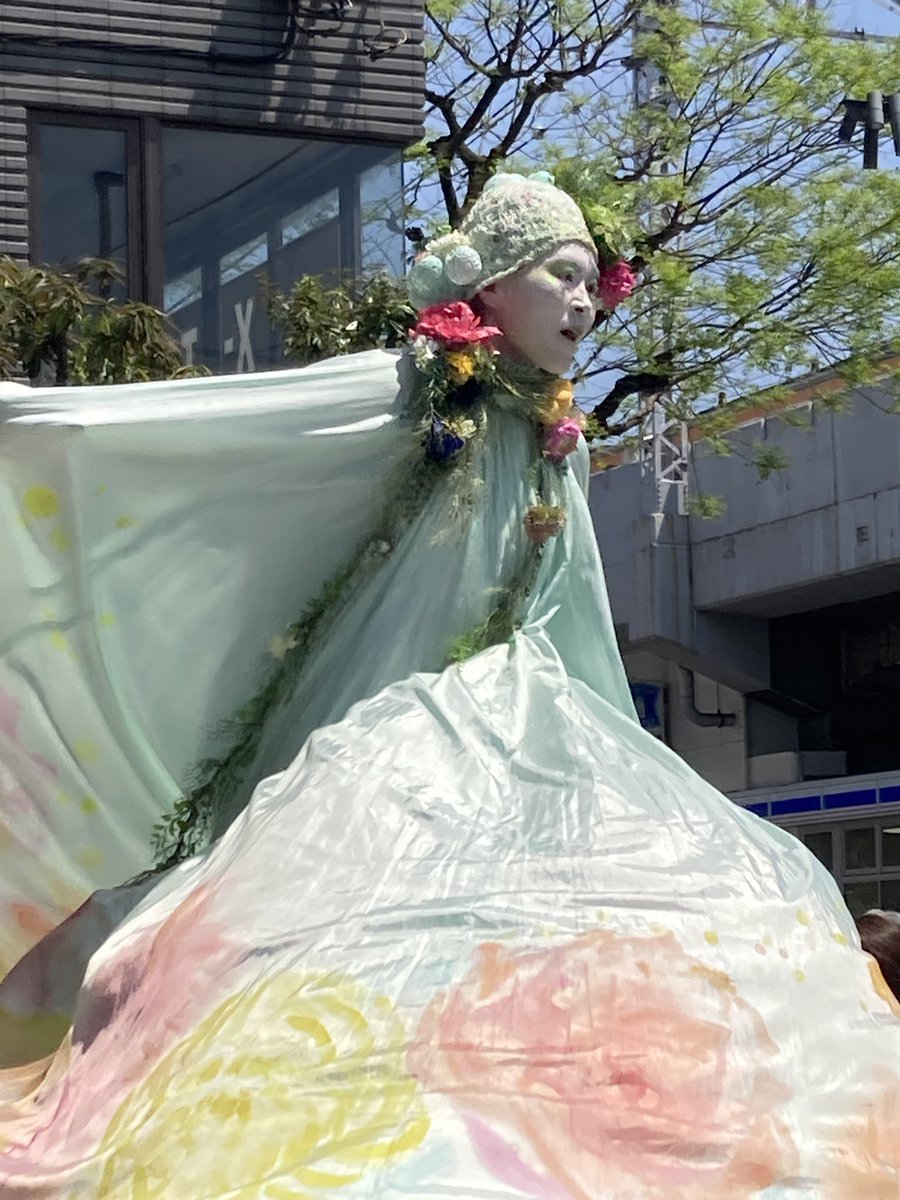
[845,826,877,871]
[162,129,404,373]
[220,234,269,287]
[281,191,340,247]
[845,879,879,917]
[360,158,404,277]
[882,826,900,868]
[165,267,202,316]
[35,122,129,297]
[802,830,833,872]
[881,877,900,911]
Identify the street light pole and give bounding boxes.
[839,90,900,169]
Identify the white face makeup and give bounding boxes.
[477,241,599,375]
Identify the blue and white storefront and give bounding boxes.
[732,772,900,917]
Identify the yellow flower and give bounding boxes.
[446,416,477,440]
[538,378,575,425]
[97,970,430,1199]
[445,350,476,383]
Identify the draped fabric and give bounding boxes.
[1,355,899,1198]
[0,351,406,970]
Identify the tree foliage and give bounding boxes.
[264,274,414,366]
[0,257,203,386]
[412,0,900,433]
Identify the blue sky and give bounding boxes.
[830,0,900,36]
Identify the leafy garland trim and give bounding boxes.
[152,309,580,867]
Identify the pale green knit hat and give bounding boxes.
[408,172,596,310]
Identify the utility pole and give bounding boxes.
[839,91,900,168]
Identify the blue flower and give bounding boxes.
[423,416,466,463]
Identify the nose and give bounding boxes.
[570,282,593,320]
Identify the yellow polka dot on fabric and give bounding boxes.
[704,930,719,945]
[49,630,71,654]
[796,909,811,927]
[833,931,848,945]
[73,740,101,765]
[76,847,104,871]
[115,515,136,530]
[49,527,71,553]
[99,612,117,628]
[794,969,806,983]
[22,486,59,519]
[95,484,107,495]
[81,795,99,814]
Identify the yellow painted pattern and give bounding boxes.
[96,970,429,1199]
[22,486,60,519]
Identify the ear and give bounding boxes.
[476,284,503,317]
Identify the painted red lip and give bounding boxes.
[561,329,578,342]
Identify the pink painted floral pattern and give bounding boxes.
[822,1076,900,1199]
[410,929,796,1200]
[0,885,241,1185]
[0,688,58,857]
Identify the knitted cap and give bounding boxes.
[408,172,596,311]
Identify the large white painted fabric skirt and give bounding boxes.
[0,354,898,1198]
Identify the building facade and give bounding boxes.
[0,0,423,372]
[591,378,900,916]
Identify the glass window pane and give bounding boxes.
[281,191,340,248]
[802,830,833,872]
[882,826,900,868]
[359,157,404,276]
[845,826,877,871]
[162,128,404,374]
[220,234,268,287]
[880,878,900,912]
[36,123,129,295]
[844,880,879,917]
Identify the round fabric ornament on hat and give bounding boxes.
[444,246,482,286]
[407,254,448,308]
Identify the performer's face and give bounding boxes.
[478,242,599,375]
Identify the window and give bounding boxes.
[30,116,141,300]
[30,114,405,373]
[792,819,900,917]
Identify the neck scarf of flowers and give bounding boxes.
[151,280,633,865]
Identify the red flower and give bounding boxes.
[412,302,501,349]
[598,261,636,310]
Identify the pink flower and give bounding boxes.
[411,302,501,349]
[598,261,636,310]
[410,930,796,1200]
[542,417,582,463]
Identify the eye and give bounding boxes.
[586,280,598,297]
